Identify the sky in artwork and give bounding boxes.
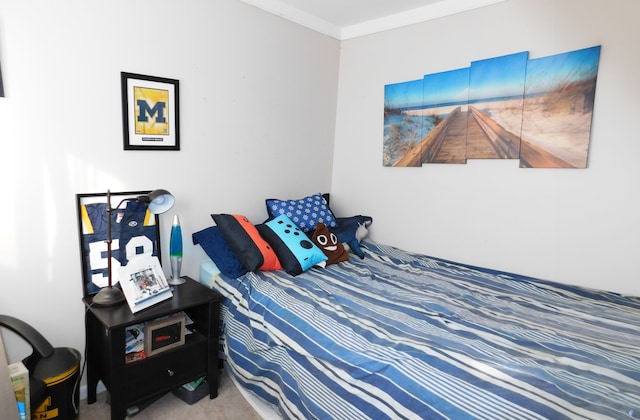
[468,51,529,101]
[384,79,424,110]
[525,45,601,94]
[384,46,600,111]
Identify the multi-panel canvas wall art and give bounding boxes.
[383,79,427,167]
[519,47,600,168]
[384,46,601,168]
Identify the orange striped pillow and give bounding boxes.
[211,214,282,272]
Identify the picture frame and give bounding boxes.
[144,313,186,357]
[119,255,172,313]
[121,72,180,151]
[120,256,170,306]
[75,191,162,298]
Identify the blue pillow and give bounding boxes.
[257,214,328,276]
[265,193,338,232]
[192,226,247,278]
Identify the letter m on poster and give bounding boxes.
[134,86,170,135]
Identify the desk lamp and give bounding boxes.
[92,189,175,307]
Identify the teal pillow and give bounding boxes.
[265,193,338,232]
[257,214,328,276]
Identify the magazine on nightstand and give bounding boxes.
[119,255,172,313]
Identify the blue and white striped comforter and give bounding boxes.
[213,241,640,419]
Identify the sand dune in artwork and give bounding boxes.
[478,96,593,168]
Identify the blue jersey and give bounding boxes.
[80,201,158,294]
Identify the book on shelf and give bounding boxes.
[119,255,172,313]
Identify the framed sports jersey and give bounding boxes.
[76,191,163,298]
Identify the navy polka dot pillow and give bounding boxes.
[265,193,338,232]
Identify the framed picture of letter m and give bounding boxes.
[121,72,180,150]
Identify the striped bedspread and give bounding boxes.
[212,241,640,419]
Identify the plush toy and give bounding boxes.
[311,222,349,265]
[332,216,372,259]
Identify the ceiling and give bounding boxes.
[237,0,508,40]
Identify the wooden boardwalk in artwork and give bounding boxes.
[393,105,572,167]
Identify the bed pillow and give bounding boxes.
[192,226,247,278]
[265,193,338,232]
[257,214,328,276]
[211,214,282,272]
[311,222,349,266]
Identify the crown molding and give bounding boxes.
[341,0,508,40]
[238,0,508,40]
[238,0,342,39]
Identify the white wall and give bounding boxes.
[0,0,339,373]
[2,0,639,399]
[332,0,640,295]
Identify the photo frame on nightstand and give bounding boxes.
[75,191,162,298]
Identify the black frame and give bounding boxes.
[76,191,163,298]
[121,72,180,151]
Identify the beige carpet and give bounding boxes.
[79,369,263,419]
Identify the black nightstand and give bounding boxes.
[83,277,222,420]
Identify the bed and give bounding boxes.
[192,193,640,419]
[201,239,640,419]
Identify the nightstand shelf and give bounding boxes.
[83,277,222,420]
